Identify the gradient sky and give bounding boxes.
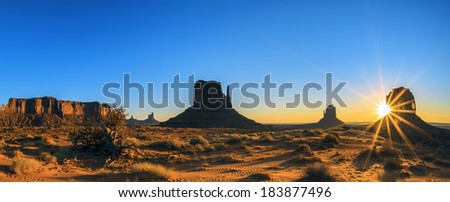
[1,0,449,123]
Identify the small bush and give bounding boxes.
[293,144,312,154]
[149,139,191,151]
[260,133,274,142]
[299,163,335,182]
[39,152,57,163]
[226,135,242,145]
[10,157,41,174]
[383,157,402,171]
[129,163,172,181]
[69,127,108,152]
[189,136,210,147]
[287,154,322,165]
[12,150,24,158]
[379,144,401,158]
[320,134,340,147]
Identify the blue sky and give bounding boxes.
[1,0,449,123]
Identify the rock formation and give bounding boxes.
[0,96,110,126]
[127,113,160,126]
[316,105,345,128]
[370,87,450,148]
[160,80,264,129]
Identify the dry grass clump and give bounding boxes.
[378,143,401,158]
[10,157,42,174]
[287,154,322,165]
[260,133,274,142]
[226,134,243,145]
[241,173,271,182]
[149,139,191,151]
[292,144,312,154]
[12,150,24,158]
[189,135,210,147]
[320,134,340,147]
[214,154,243,164]
[39,152,57,163]
[298,163,335,182]
[129,163,173,181]
[378,156,404,182]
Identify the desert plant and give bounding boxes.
[383,157,403,171]
[226,135,242,145]
[10,157,41,174]
[299,163,335,182]
[189,135,210,147]
[260,133,274,142]
[102,106,127,145]
[39,152,57,163]
[293,144,312,154]
[12,150,24,158]
[320,134,340,147]
[129,163,172,181]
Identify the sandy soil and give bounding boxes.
[0,126,449,182]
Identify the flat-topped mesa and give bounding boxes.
[193,80,232,109]
[3,97,110,117]
[0,97,111,126]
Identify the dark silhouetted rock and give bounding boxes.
[161,80,263,129]
[316,105,345,128]
[370,87,450,149]
[127,113,160,126]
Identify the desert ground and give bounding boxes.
[0,126,449,182]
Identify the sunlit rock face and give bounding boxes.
[161,80,263,129]
[0,97,111,126]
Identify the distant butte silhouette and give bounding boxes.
[160,80,264,129]
[127,113,160,126]
[316,105,345,128]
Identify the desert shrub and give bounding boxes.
[69,127,108,152]
[149,139,193,152]
[299,163,335,182]
[241,173,271,182]
[226,135,242,145]
[40,135,57,146]
[39,152,57,163]
[214,143,229,150]
[303,129,323,136]
[320,134,340,147]
[10,157,41,174]
[12,150,24,158]
[260,133,274,142]
[293,144,312,154]
[215,154,242,164]
[129,163,172,181]
[189,136,210,147]
[379,144,401,158]
[383,157,402,171]
[287,154,322,165]
[54,148,75,160]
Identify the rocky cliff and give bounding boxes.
[0,96,110,126]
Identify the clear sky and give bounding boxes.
[1,0,449,123]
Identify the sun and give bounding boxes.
[376,102,391,118]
